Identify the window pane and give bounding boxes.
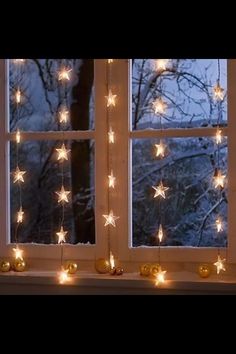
[132,138,227,247]
[9,59,94,131]
[132,59,227,130]
[10,140,95,244]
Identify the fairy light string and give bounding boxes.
[213,59,226,275]
[12,59,26,262]
[103,59,119,267]
[56,61,71,284]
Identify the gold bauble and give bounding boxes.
[198,264,211,278]
[13,259,26,272]
[95,258,110,274]
[65,261,78,274]
[0,260,11,272]
[150,263,160,277]
[140,263,151,276]
[116,267,124,276]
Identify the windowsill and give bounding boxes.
[1,270,236,294]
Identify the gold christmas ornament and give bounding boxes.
[198,264,211,278]
[150,264,160,277]
[139,263,151,276]
[115,267,124,276]
[13,259,26,272]
[0,260,11,272]
[65,261,78,275]
[95,258,110,274]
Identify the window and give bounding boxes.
[1,59,236,266]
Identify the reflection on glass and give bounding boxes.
[132,138,227,247]
[10,140,95,244]
[132,59,227,130]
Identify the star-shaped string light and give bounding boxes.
[16,129,21,144]
[13,59,25,64]
[108,170,116,188]
[58,67,72,82]
[213,82,224,101]
[155,59,169,72]
[214,255,226,274]
[155,267,167,286]
[59,108,69,123]
[56,186,70,204]
[13,166,26,184]
[216,128,222,144]
[108,59,114,64]
[17,207,24,224]
[155,140,166,158]
[157,224,164,243]
[108,127,115,144]
[216,218,223,233]
[58,269,70,284]
[103,210,120,227]
[56,143,70,161]
[56,226,68,244]
[13,247,24,261]
[152,97,167,115]
[15,89,22,104]
[152,181,169,199]
[213,169,226,189]
[106,90,117,107]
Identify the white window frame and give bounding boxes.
[114,59,236,264]
[0,59,111,261]
[1,59,236,265]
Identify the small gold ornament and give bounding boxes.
[64,261,78,274]
[140,263,151,276]
[13,259,26,272]
[0,260,11,272]
[115,267,124,276]
[150,263,160,277]
[95,258,110,274]
[198,264,211,278]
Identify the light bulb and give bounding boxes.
[155,267,166,286]
[108,170,116,188]
[152,97,167,115]
[103,210,120,227]
[106,90,117,107]
[56,186,70,204]
[214,255,226,275]
[152,181,169,199]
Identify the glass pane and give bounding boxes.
[132,137,227,247]
[9,59,94,131]
[132,59,227,130]
[10,140,95,244]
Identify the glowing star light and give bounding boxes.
[108,170,116,188]
[106,90,117,107]
[13,166,26,184]
[155,267,167,286]
[58,68,72,82]
[157,224,164,243]
[108,59,114,64]
[15,89,22,104]
[56,226,67,244]
[17,207,24,224]
[16,129,21,144]
[215,128,222,144]
[56,143,70,161]
[213,169,226,189]
[56,186,70,204]
[152,181,169,199]
[108,127,115,144]
[155,59,169,72]
[213,83,224,101]
[13,59,25,64]
[214,255,226,274]
[59,108,69,123]
[58,269,70,284]
[152,97,167,115]
[155,140,166,158]
[13,247,23,261]
[110,252,115,269]
[216,218,223,233]
[103,210,120,227]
